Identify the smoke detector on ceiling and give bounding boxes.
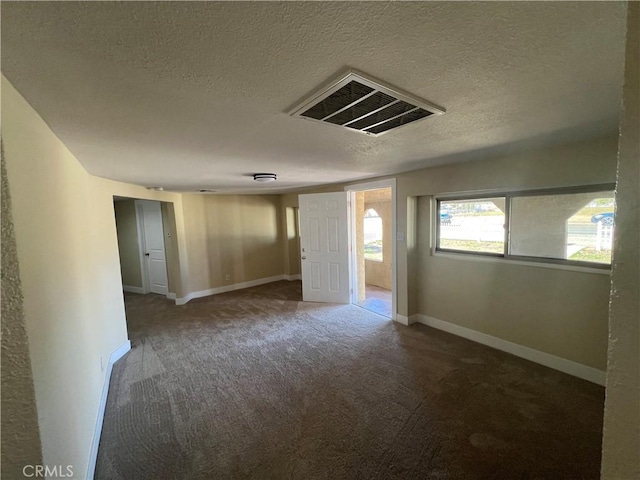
[253,173,277,183]
[290,69,445,136]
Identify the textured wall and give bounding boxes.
[114,199,143,288]
[2,76,131,478]
[601,2,640,477]
[364,199,392,290]
[1,144,43,478]
[2,75,197,477]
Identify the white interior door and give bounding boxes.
[137,200,169,295]
[299,192,350,303]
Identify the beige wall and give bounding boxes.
[601,2,640,477]
[396,136,619,322]
[402,136,618,371]
[1,76,189,478]
[281,194,298,276]
[3,76,129,478]
[364,199,392,290]
[416,197,610,369]
[355,192,366,301]
[161,202,182,295]
[181,193,285,293]
[406,196,419,317]
[282,204,301,277]
[114,200,143,288]
[1,146,43,478]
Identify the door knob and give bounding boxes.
[145,253,150,256]
[301,256,307,260]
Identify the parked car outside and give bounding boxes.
[591,212,615,225]
[440,212,453,224]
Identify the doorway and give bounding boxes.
[350,186,394,318]
[296,178,396,320]
[113,197,172,297]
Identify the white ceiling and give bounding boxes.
[1,2,627,194]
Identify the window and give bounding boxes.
[436,185,615,267]
[364,208,383,261]
[438,198,505,255]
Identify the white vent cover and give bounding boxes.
[290,70,445,136]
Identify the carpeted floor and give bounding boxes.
[96,280,604,479]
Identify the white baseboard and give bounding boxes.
[284,274,301,281]
[166,292,176,300]
[122,285,145,294]
[176,274,294,305]
[395,314,419,326]
[87,340,131,479]
[411,314,606,386]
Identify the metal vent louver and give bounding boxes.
[290,70,445,136]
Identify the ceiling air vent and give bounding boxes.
[290,70,445,136]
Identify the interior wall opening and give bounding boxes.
[113,197,179,301]
[353,187,393,317]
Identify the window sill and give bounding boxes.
[432,250,612,275]
[364,258,384,263]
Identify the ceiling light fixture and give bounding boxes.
[253,173,277,183]
[146,186,164,191]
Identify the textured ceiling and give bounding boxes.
[1,2,627,194]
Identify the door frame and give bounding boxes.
[345,178,397,320]
[134,199,170,296]
[134,201,151,294]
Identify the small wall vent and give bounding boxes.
[290,70,445,136]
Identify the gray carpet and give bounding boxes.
[96,281,604,479]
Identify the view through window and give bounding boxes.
[364,208,383,261]
[438,198,505,255]
[566,197,615,264]
[437,188,615,266]
[510,193,615,264]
